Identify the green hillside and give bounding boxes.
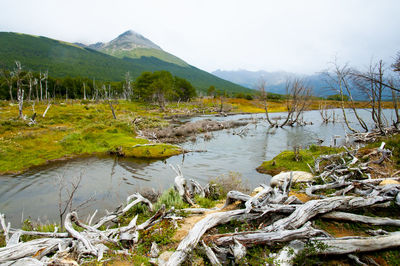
[0,32,251,94]
[103,47,188,67]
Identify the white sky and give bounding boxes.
[1,0,399,74]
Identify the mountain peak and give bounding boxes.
[108,30,162,51]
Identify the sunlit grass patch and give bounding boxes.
[257,145,343,176]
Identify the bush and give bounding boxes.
[194,195,216,208]
[208,172,250,200]
[154,188,188,210]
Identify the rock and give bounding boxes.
[379,179,400,186]
[158,251,174,265]
[251,186,264,196]
[150,242,160,258]
[270,171,314,187]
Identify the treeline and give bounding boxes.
[0,63,197,106]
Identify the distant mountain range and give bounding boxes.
[0,31,251,94]
[212,69,334,97]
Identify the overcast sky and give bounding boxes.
[1,0,399,74]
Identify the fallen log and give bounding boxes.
[264,196,389,232]
[165,209,259,266]
[0,238,72,263]
[276,231,400,265]
[320,211,400,227]
[207,222,325,247]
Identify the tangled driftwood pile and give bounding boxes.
[1,144,400,265]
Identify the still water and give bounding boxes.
[0,109,395,225]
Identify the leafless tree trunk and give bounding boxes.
[44,70,48,101]
[39,71,44,102]
[27,72,32,102]
[263,78,311,128]
[258,77,275,125]
[12,61,25,119]
[124,71,132,100]
[83,82,87,100]
[324,61,367,133]
[352,60,391,134]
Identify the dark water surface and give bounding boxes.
[0,109,395,225]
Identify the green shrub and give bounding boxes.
[154,188,188,210]
[194,195,216,208]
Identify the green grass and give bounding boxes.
[0,100,183,173]
[257,145,343,176]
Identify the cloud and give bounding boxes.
[1,0,399,74]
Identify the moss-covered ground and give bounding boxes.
[0,100,183,173]
[257,144,343,176]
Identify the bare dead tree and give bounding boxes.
[26,72,33,102]
[352,60,392,135]
[83,82,87,100]
[103,84,117,119]
[39,71,45,102]
[324,61,368,133]
[263,78,312,128]
[11,61,25,119]
[258,77,275,125]
[34,77,39,102]
[56,173,94,229]
[124,72,132,100]
[44,70,48,101]
[319,101,332,123]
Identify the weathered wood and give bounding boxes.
[8,229,68,239]
[171,164,196,206]
[65,212,98,256]
[0,238,72,263]
[230,238,246,263]
[166,209,259,266]
[208,222,325,246]
[201,241,221,266]
[0,213,10,244]
[264,196,388,232]
[276,231,400,265]
[222,190,251,209]
[321,211,400,227]
[93,192,152,229]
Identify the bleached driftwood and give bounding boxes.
[264,196,389,232]
[170,164,195,206]
[201,241,221,266]
[208,222,325,246]
[0,213,11,244]
[320,211,400,227]
[0,238,72,263]
[92,192,152,229]
[166,209,259,266]
[230,238,246,263]
[276,231,400,265]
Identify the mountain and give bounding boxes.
[84,30,188,67]
[212,69,338,97]
[0,31,251,94]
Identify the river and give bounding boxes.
[0,109,396,225]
